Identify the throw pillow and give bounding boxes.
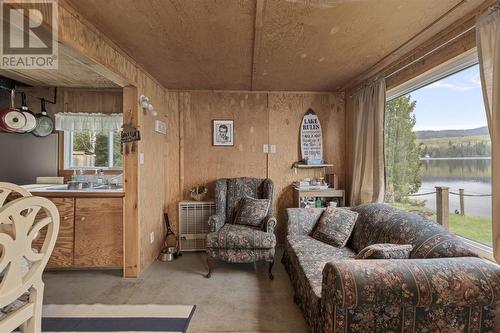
[355,243,413,259]
[311,207,358,247]
[233,197,270,228]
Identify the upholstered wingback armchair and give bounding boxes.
[205,177,277,279]
[0,182,60,333]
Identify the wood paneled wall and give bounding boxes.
[166,90,345,243]
[182,92,269,197]
[268,93,345,240]
[53,0,170,276]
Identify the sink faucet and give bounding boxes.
[106,173,123,186]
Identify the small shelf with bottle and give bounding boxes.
[293,187,345,208]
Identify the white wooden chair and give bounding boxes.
[0,182,59,333]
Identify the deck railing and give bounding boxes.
[408,187,492,227]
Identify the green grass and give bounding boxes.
[389,201,492,246]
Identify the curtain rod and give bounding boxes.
[384,24,475,81]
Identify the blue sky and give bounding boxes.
[407,65,487,131]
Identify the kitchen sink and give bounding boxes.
[44,184,123,191]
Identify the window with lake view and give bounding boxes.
[385,63,492,247]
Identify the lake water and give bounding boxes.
[415,158,492,218]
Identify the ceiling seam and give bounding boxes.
[251,0,265,91]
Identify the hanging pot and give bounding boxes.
[0,90,27,133]
[19,92,37,133]
[32,98,54,137]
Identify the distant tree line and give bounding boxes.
[420,140,491,158]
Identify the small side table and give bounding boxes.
[293,188,345,208]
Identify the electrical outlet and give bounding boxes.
[270,144,276,154]
[263,144,269,153]
[150,231,154,244]
[155,120,167,134]
[140,153,145,165]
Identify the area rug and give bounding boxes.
[40,304,196,333]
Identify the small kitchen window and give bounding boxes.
[64,130,122,169]
[55,113,123,170]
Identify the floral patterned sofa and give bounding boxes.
[282,203,500,333]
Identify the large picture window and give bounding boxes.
[64,130,122,169]
[385,51,492,249]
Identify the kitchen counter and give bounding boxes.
[22,184,125,198]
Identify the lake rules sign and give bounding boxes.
[300,108,323,163]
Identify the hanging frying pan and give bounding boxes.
[19,92,37,133]
[0,90,27,133]
[32,98,54,137]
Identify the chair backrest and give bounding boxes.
[0,182,32,207]
[214,177,274,224]
[0,183,59,308]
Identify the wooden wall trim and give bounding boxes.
[122,86,140,277]
[346,0,497,91]
[168,89,343,94]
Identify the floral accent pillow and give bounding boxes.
[233,197,270,228]
[355,243,413,259]
[312,207,358,247]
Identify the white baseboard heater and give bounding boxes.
[178,201,216,251]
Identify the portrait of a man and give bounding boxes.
[213,120,234,146]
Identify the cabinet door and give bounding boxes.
[33,197,74,268]
[74,198,123,267]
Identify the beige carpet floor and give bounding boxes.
[43,250,309,333]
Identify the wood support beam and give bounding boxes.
[122,86,140,278]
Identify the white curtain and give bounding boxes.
[350,79,386,206]
[477,4,500,262]
[55,113,123,132]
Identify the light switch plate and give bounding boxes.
[263,144,269,153]
[150,231,154,244]
[140,153,145,165]
[270,144,276,154]
[155,120,167,134]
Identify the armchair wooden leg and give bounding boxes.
[205,257,213,278]
[268,259,274,280]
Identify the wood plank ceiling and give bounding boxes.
[67,0,486,91]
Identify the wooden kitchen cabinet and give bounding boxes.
[74,197,123,268]
[33,197,75,268]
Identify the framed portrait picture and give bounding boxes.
[213,119,234,146]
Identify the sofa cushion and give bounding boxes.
[355,243,413,259]
[206,224,276,250]
[233,197,270,228]
[350,203,477,259]
[282,235,356,332]
[286,235,356,298]
[312,207,358,247]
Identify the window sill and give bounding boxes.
[64,168,123,171]
[457,236,495,262]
